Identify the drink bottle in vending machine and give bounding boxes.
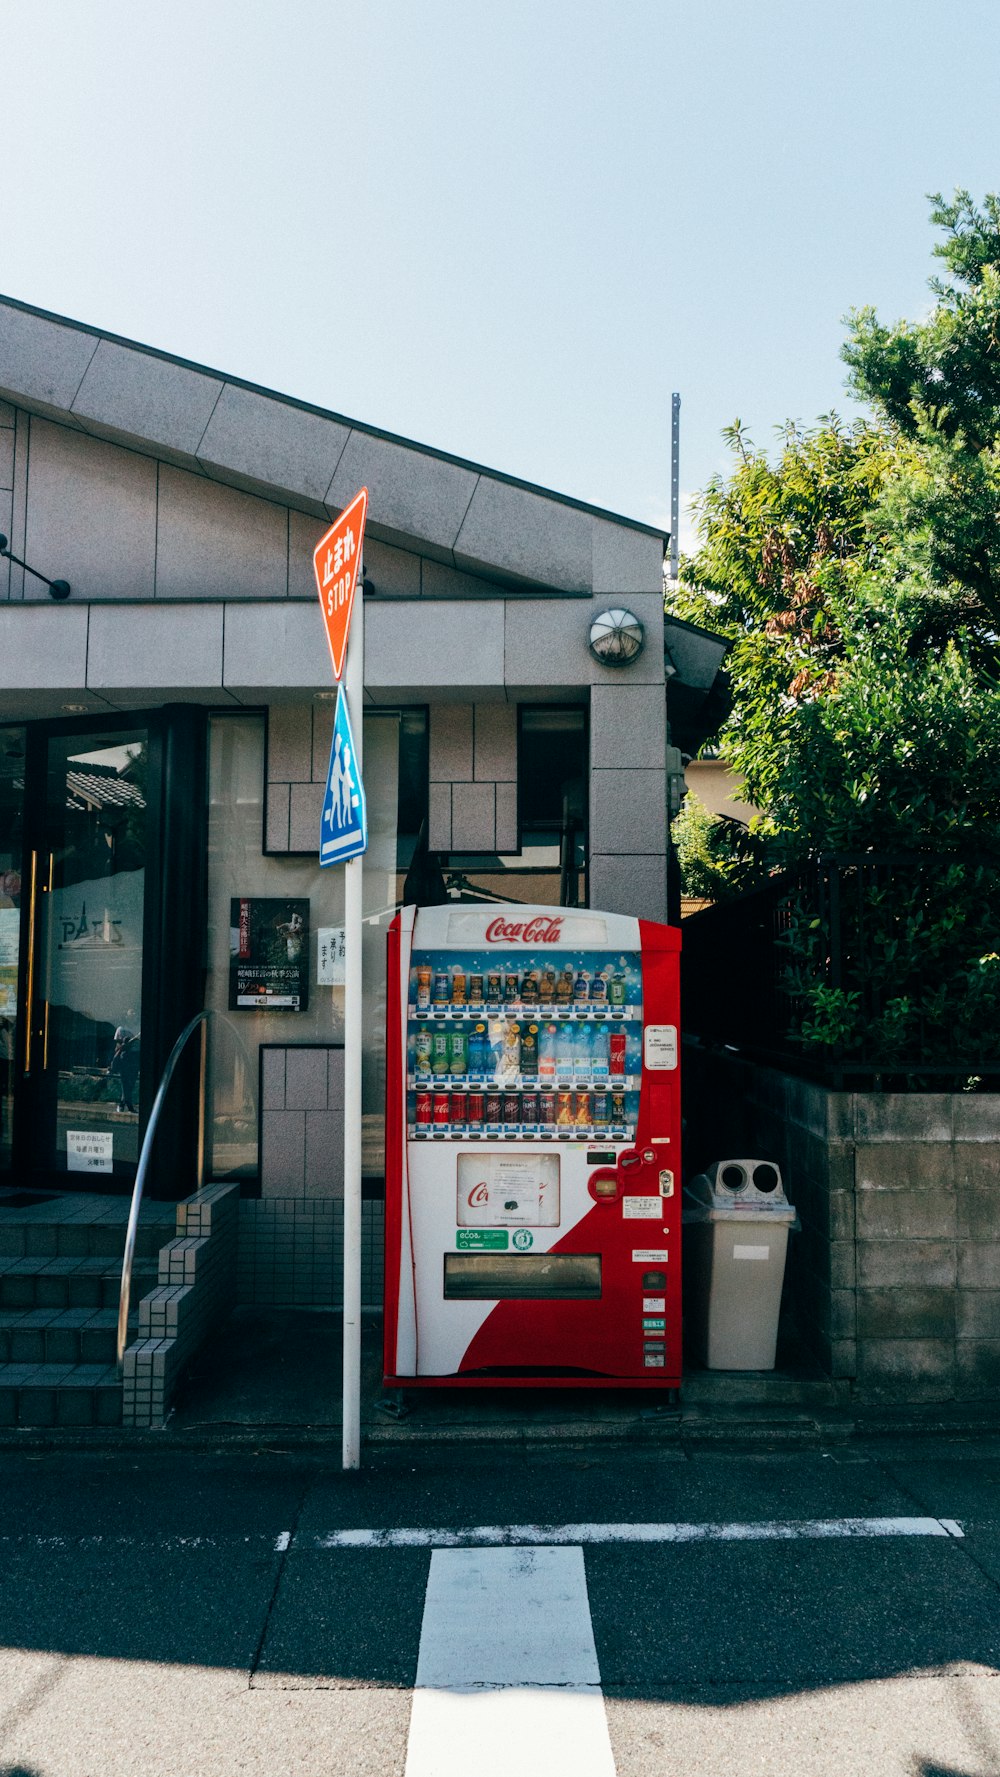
[383,903,682,1390]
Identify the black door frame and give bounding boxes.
[8,706,206,1197]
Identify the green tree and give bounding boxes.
[670,191,1000,1072]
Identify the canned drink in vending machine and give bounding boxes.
[575,1090,592,1128]
[521,1090,539,1127]
[556,1090,575,1127]
[467,1024,488,1076]
[414,1027,433,1076]
[432,972,450,1008]
[485,1091,503,1128]
[433,1091,450,1126]
[610,1089,627,1124]
[415,965,432,1011]
[502,1091,521,1127]
[592,1089,610,1127]
[539,1091,556,1126]
[415,1091,432,1126]
[449,1091,468,1128]
[540,968,557,1004]
[589,971,608,1005]
[504,974,520,1006]
[609,973,627,1008]
[467,1092,485,1132]
[520,1024,539,1077]
[431,1031,450,1076]
[469,975,484,1005]
[486,972,503,1005]
[609,1030,627,1078]
[448,1029,468,1076]
[451,972,467,1006]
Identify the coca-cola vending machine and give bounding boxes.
[383,903,682,1391]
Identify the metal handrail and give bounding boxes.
[116,1008,253,1373]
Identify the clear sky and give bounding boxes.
[3,1,1000,551]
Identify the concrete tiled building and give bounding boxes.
[0,294,725,1311]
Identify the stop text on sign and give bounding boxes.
[312,487,369,682]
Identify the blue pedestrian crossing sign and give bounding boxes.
[320,688,368,867]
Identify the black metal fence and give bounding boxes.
[681,852,1000,1089]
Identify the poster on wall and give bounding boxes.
[229,898,310,1012]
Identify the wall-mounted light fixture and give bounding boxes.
[0,534,71,600]
[588,608,645,667]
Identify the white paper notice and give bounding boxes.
[457,1152,560,1227]
[66,1131,113,1174]
[733,1245,769,1261]
[623,1196,662,1220]
[317,926,346,986]
[643,1024,678,1070]
[632,1249,668,1263]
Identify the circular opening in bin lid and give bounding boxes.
[753,1163,779,1193]
[720,1164,746,1192]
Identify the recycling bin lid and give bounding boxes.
[683,1160,796,1222]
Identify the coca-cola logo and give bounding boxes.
[467,1182,490,1207]
[484,916,564,944]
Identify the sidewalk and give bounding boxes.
[163,1307,1000,1453]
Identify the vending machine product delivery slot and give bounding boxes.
[383,903,681,1389]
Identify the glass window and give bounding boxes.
[0,728,25,1173]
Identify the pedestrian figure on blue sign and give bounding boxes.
[320,690,367,866]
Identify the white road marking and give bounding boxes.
[309,1515,964,1550]
[404,1546,616,1777]
[273,1531,291,1552]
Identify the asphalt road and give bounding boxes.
[0,1436,996,1774]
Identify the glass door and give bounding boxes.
[23,726,150,1187]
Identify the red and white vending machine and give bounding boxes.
[383,903,682,1391]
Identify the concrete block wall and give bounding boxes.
[428,703,517,852]
[684,1048,1000,1404]
[122,1181,239,1428]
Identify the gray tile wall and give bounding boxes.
[428,703,517,851]
[237,1198,384,1308]
[264,702,332,854]
[260,1045,344,1197]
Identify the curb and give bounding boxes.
[0,1404,998,1455]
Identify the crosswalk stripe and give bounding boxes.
[404,1546,616,1777]
[306,1515,963,1550]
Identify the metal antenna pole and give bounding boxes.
[670,393,681,582]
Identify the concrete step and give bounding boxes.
[680,1368,847,1408]
[0,1362,122,1428]
[0,1258,158,1313]
[0,1308,135,1367]
[0,1219,170,1261]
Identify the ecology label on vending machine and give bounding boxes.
[456,1230,508,1250]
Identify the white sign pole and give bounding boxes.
[341,556,364,1471]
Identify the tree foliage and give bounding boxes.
[669,191,1000,1073]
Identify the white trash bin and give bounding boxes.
[683,1160,797,1371]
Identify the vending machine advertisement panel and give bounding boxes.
[383,904,682,1389]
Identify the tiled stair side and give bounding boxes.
[123,1183,239,1428]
